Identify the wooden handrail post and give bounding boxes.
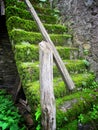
[24,0,75,91]
[39,41,56,130]
[0,0,5,15]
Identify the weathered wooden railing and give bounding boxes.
[24,0,75,91]
[23,0,75,129]
[39,41,56,130]
[0,0,5,15]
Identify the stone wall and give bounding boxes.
[0,15,20,91]
[57,0,98,78]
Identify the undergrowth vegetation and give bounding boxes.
[0,89,26,130]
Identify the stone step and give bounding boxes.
[22,80,97,129]
[7,16,67,34]
[16,61,88,83]
[5,1,56,16]
[14,44,78,62]
[17,61,94,93]
[10,29,72,46]
[6,6,58,24]
[56,90,98,128]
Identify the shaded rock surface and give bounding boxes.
[57,0,98,78]
[0,15,19,89]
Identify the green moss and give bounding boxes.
[17,63,95,97]
[5,0,55,16]
[34,6,55,15]
[54,60,87,76]
[56,90,98,128]
[10,29,72,46]
[5,6,58,24]
[54,73,95,91]
[16,62,39,85]
[78,105,98,125]
[7,16,67,34]
[72,72,95,88]
[14,44,78,63]
[56,46,78,60]
[58,109,98,130]
[5,0,26,9]
[5,0,18,7]
[29,0,50,8]
[20,80,98,129]
[60,120,78,130]
[14,45,39,62]
[23,81,40,113]
[21,80,66,113]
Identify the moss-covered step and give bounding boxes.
[61,102,98,130]
[22,80,98,128]
[5,0,26,8]
[9,29,72,46]
[60,119,78,130]
[14,44,78,62]
[5,0,56,16]
[7,16,67,34]
[5,6,58,24]
[5,0,26,9]
[20,75,95,106]
[61,109,98,130]
[56,90,98,128]
[29,0,51,8]
[54,60,87,75]
[17,61,95,92]
[16,60,87,82]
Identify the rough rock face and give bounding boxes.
[0,15,20,90]
[57,0,98,78]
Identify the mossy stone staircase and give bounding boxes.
[5,0,98,129]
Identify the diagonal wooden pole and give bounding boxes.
[24,0,75,90]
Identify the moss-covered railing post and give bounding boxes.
[39,41,56,130]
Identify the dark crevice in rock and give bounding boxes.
[0,15,20,90]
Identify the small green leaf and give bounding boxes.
[2,122,9,130]
[10,124,19,130]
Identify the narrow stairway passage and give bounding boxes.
[0,15,19,90]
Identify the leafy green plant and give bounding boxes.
[90,81,98,89]
[53,8,60,18]
[90,105,98,120]
[35,107,41,130]
[78,104,98,124]
[84,49,89,55]
[78,114,84,123]
[0,89,26,130]
[83,59,90,67]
